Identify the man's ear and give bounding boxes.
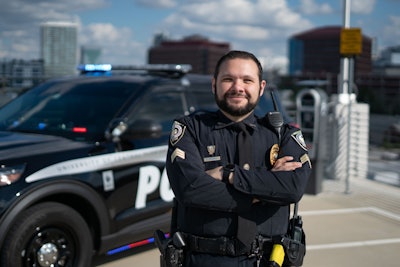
[260,80,266,96]
[211,78,216,94]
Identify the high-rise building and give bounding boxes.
[0,59,45,89]
[373,45,400,76]
[40,22,78,78]
[286,26,400,114]
[288,26,372,76]
[80,46,102,64]
[148,35,230,74]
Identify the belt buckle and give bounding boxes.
[218,236,227,255]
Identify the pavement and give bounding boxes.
[95,149,400,267]
[300,177,400,267]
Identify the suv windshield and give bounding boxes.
[0,79,140,141]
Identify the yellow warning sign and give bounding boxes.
[340,28,362,56]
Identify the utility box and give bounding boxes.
[296,89,328,194]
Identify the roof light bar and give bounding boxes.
[77,64,192,77]
[112,64,192,74]
[77,64,112,72]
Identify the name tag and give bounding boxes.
[203,156,221,162]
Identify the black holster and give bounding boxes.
[154,230,185,267]
[159,245,184,267]
[281,215,306,267]
[281,236,305,267]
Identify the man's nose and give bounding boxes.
[232,79,245,91]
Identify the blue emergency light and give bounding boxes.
[77,63,192,77]
[77,64,112,75]
[79,64,112,72]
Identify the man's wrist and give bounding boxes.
[222,164,235,183]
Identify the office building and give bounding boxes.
[40,21,78,78]
[148,35,230,74]
[288,26,372,76]
[80,46,102,64]
[373,45,400,76]
[0,59,44,89]
[285,26,399,114]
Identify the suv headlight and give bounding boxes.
[0,164,26,186]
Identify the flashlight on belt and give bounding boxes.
[268,243,285,267]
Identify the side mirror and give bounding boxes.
[122,119,163,139]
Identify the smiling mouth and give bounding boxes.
[226,92,248,98]
[226,93,248,102]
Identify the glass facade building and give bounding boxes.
[40,22,78,78]
[288,26,372,76]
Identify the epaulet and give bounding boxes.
[188,109,218,120]
[189,109,215,116]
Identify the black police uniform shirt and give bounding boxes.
[166,110,311,238]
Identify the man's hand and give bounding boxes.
[206,166,223,181]
[272,156,302,172]
[206,166,234,184]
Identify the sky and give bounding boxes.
[1,0,399,73]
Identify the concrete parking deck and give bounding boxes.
[301,178,400,267]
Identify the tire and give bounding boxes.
[1,202,93,267]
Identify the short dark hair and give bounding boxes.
[213,50,263,82]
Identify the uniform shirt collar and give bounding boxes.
[215,110,257,130]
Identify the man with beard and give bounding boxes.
[165,50,311,267]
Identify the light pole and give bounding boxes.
[341,0,353,194]
[339,0,353,102]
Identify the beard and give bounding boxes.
[215,91,259,117]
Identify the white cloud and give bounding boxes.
[351,0,376,14]
[135,0,177,8]
[178,1,254,24]
[0,28,41,60]
[230,25,270,40]
[83,23,129,43]
[163,13,271,41]
[300,0,333,15]
[164,0,313,42]
[382,15,400,46]
[81,23,146,65]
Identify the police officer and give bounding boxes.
[166,50,311,267]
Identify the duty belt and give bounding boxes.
[183,233,274,257]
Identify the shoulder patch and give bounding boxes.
[291,130,308,151]
[170,121,186,146]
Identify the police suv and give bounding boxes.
[0,64,291,267]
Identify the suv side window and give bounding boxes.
[129,90,186,133]
[186,81,218,113]
[190,90,217,112]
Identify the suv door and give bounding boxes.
[105,87,186,235]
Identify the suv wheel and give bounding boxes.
[1,202,93,267]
